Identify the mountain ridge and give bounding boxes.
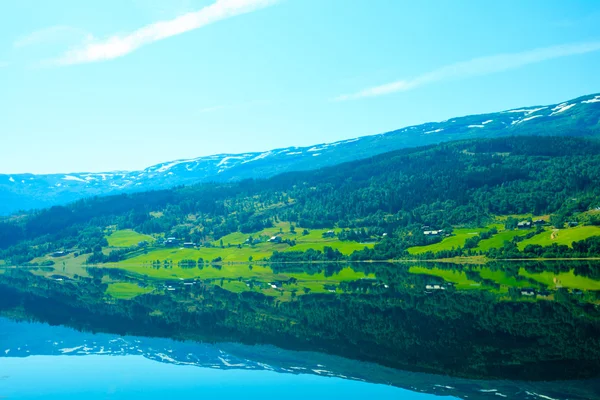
[1,92,599,215]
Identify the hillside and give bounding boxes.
[1,93,599,215]
[1,136,600,265]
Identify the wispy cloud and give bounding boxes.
[51,0,278,66]
[335,41,600,101]
[14,26,92,48]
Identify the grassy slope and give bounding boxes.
[106,230,155,247]
[517,226,600,250]
[119,224,373,264]
[407,228,483,255]
[475,229,532,252]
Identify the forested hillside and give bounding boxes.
[1,136,600,265]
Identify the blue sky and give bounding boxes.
[1,0,600,174]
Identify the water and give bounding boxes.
[1,261,599,398]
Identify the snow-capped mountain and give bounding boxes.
[1,93,599,215]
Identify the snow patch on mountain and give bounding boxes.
[63,175,87,183]
[582,95,600,104]
[550,103,576,116]
[513,115,544,125]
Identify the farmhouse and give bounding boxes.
[521,288,536,296]
[322,230,336,238]
[268,236,282,243]
[51,250,67,257]
[517,221,532,229]
[424,230,443,236]
[183,242,195,249]
[165,237,180,247]
[533,219,546,226]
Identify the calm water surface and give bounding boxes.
[1,261,599,399]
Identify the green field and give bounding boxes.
[407,228,484,255]
[475,229,533,252]
[106,282,153,299]
[116,224,372,265]
[517,226,600,250]
[107,230,155,247]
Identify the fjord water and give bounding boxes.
[1,318,598,400]
[1,261,599,399]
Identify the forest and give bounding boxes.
[1,136,600,264]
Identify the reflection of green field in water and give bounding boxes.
[104,263,372,301]
[106,282,153,299]
[478,269,531,288]
[408,266,483,289]
[409,264,600,293]
[518,269,600,291]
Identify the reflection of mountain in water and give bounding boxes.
[1,318,598,400]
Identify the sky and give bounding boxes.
[1,0,600,174]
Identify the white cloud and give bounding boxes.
[14,26,92,48]
[53,0,278,65]
[335,41,600,101]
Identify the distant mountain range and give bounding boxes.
[1,93,599,215]
[2,317,597,400]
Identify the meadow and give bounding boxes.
[407,228,484,255]
[106,229,155,247]
[517,226,600,250]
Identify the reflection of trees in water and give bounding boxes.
[0,266,599,381]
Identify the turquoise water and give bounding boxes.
[1,354,432,399]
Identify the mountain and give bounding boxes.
[2,135,600,265]
[1,93,599,215]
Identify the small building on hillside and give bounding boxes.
[183,242,195,249]
[424,230,443,236]
[521,288,536,296]
[568,221,579,227]
[517,221,532,230]
[268,236,282,243]
[533,219,546,226]
[51,250,67,258]
[165,237,180,247]
[322,230,336,238]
